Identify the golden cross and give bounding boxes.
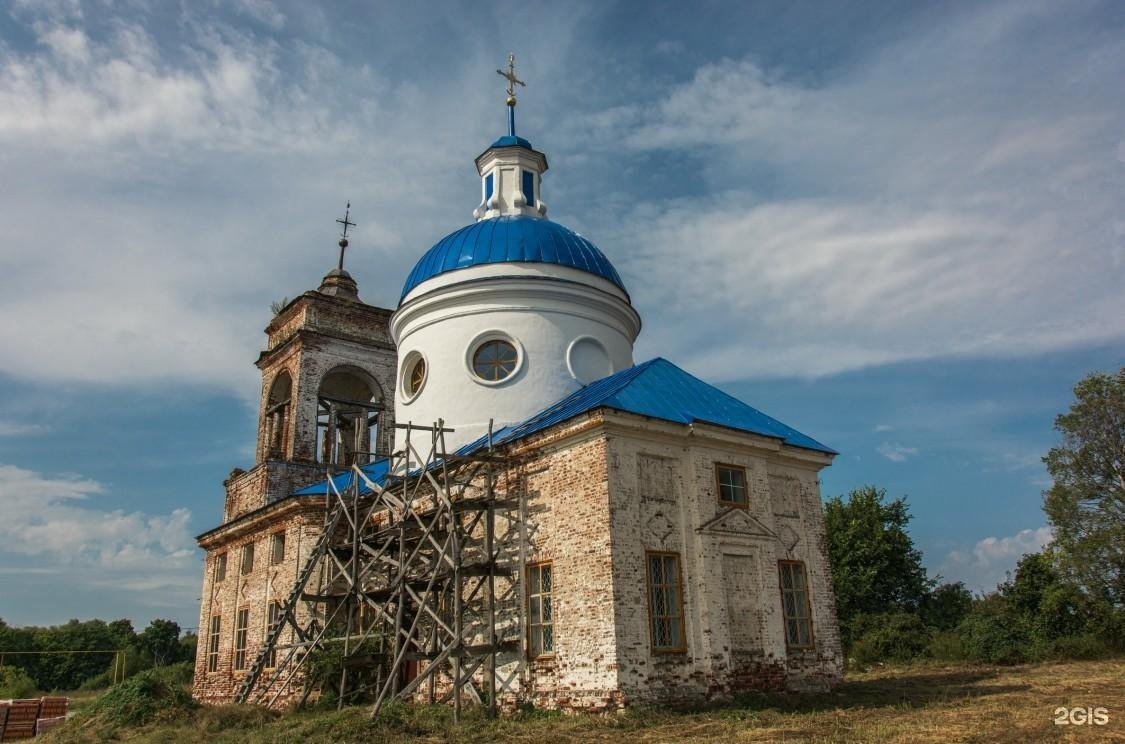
[496,53,525,104]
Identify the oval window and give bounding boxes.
[472,339,518,382]
[401,352,427,401]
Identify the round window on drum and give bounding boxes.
[401,352,428,402]
[472,339,518,382]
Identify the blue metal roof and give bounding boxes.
[293,457,390,496]
[489,134,534,150]
[293,358,834,497]
[400,216,628,301]
[479,357,836,455]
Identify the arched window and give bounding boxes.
[316,367,383,467]
[265,371,292,458]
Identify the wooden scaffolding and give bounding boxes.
[233,421,526,721]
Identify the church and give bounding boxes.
[192,60,843,712]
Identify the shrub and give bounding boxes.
[82,665,197,727]
[958,596,1028,664]
[1037,633,1110,660]
[927,629,968,661]
[0,665,38,698]
[849,612,932,665]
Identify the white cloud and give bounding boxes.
[877,442,919,462]
[0,464,198,611]
[596,3,1125,380]
[873,424,894,433]
[939,526,1054,592]
[0,421,48,436]
[0,0,1120,397]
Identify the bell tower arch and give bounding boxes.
[224,213,398,521]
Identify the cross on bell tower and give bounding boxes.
[336,201,355,271]
[496,53,525,137]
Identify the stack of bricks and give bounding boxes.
[35,697,68,735]
[0,699,40,740]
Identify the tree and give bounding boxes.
[921,582,974,630]
[1042,368,1125,605]
[137,620,181,667]
[824,486,933,645]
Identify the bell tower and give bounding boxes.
[223,207,398,521]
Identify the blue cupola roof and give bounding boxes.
[400,215,628,301]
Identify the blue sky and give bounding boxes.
[0,0,1122,630]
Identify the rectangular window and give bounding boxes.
[716,464,748,507]
[270,532,285,565]
[522,170,535,206]
[485,173,494,202]
[779,560,814,649]
[206,615,221,673]
[646,552,686,652]
[527,562,554,657]
[240,543,255,575]
[265,601,282,669]
[214,552,227,582]
[233,608,250,671]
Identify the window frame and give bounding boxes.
[645,551,687,654]
[240,543,255,575]
[270,532,285,566]
[715,463,749,508]
[265,600,282,669]
[233,607,250,671]
[206,615,221,673]
[214,552,227,582]
[472,339,519,382]
[527,561,555,659]
[778,560,816,650]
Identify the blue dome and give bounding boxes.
[400,216,628,301]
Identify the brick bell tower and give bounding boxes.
[222,207,398,522]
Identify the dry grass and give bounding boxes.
[44,658,1125,743]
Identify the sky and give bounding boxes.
[0,0,1122,631]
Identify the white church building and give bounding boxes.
[193,64,843,711]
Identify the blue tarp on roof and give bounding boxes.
[400,215,628,301]
[293,456,391,496]
[292,358,834,498]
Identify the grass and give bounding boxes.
[41,659,1125,743]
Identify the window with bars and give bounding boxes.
[206,615,221,673]
[270,532,285,565]
[646,552,686,652]
[233,608,250,671]
[240,543,254,575]
[265,601,282,668]
[778,560,814,649]
[528,562,554,657]
[214,552,227,582]
[716,464,748,506]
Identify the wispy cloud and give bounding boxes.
[0,421,48,437]
[0,464,199,616]
[596,3,1125,380]
[877,442,919,462]
[938,526,1054,593]
[873,424,894,433]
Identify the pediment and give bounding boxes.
[697,508,776,538]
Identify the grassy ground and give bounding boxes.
[43,659,1125,743]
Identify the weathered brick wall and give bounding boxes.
[223,461,327,521]
[506,415,624,711]
[603,416,842,704]
[256,289,398,467]
[193,505,325,706]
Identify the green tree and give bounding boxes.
[1043,368,1125,605]
[824,486,933,645]
[137,620,181,667]
[921,582,974,630]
